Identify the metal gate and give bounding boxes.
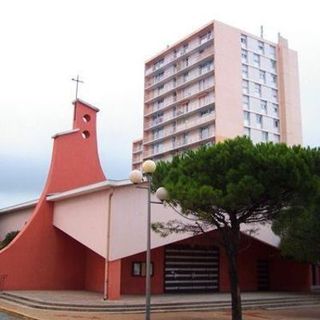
[164,245,219,293]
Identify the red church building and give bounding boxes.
[0,100,317,299]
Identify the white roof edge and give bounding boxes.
[46,179,133,202]
[0,199,38,214]
[52,128,80,139]
[73,99,100,112]
[0,180,134,213]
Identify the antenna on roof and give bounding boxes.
[260,25,264,39]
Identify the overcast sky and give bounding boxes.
[0,0,319,208]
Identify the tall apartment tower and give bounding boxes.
[132,20,302,170]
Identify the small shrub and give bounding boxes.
[0,231,19,250]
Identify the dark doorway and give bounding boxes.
[257,259,270,291]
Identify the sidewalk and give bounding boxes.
[0,291,320,320]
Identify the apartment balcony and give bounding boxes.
[143,131,215,158]
[145,36,213,77]
[144,64,214,104]
[144,96,215,130]
[132,147,143,154]
[145,48,214,90]
[132,158,143,165]
[144,113,215,145]
[144,83,215,118]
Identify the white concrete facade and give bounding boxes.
[0,180,279,261]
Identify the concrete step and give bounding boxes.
[2,291,318,307]
[1,292,320,313]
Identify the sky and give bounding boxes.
[0,0,319,208]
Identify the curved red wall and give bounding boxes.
[0,100,106,290]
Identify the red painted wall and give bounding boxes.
[0,100,107,291]
[85,249,105,292]
[121,247,164,295]
[270,259,311,291]
[120,231,311,295]
[108,260,122,300]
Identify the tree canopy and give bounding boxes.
[152,137,319,233]
[151,137,320,320]
[272,200,320,264]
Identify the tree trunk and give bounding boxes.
[222,227,242,320]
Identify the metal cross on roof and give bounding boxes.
[71,75,84,100]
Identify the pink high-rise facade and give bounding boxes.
[132,20,302,169]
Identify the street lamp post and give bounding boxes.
[129,160,167,320]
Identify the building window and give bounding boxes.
[200,126,210,139]
[271,74,277,85]
[272,103,278,114]
[154,99,164,110]
[259,70,266,84]
[172,78,176,88]
[244,127,251,137]
[172,106,176,117]
[199,60,213,74]
[253,53,260,67]
[241,34,247,48]
[254,83,261,97]
[157,85,164,95]
[242,80,249,94]
[262,131,268,142]
[172,91,177,101]
[181,43,188,54]
[274,119,279,129]
[198,94,208,107]
[184,57,189,67]
[182,132,189,145]
[173,49,177,59]
[258,41,265,55]
[154,72,164,83]
[184,101,189,113]
[256,114,263,128]
[274,134,280,142]
[269,45,276,59]
[152,112,164,125]
[153,127,163,139]
[270,59,276,71]
[132,262,154,277]
[244,111,250,126]
[154,59,164,71]
[242,64,248,78]
[272,89,278,101]
[172,122,176,133]
[241,49,248,63]
[153,143,163,154]
[200,107,213,117]
[199,77,212,91]
[260,100,267,114]
[172,136,176,147]
[199,31,211,45]
[183,72,189,82]
[243,95,249,109]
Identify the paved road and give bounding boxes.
[0,312,22,320]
